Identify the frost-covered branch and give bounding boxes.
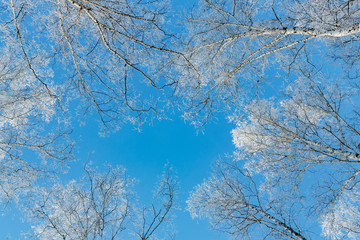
[136,164,178,240]
[25,164,178,240]
[230,78,360,239]
[187,160,308,239]
[26,165,133,239]
[178,0,360,126]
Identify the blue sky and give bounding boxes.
[74,116,235,240]
[0,1,278,238]
[0,114,236,239]
[0,2,236,238]
[1,1,356,239]
[1,117,236,239]
[0,1,338,239]
[1,1,235,239]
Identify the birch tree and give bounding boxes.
[188,77,360,239]
[179,0,360,125]
[26,165,177,240]
[187,160,308,240]
[27,166,133,240]
[185,1,360,238]
[4,0,186,129]
[232,77,360,239]
[0,24,72,207]
[0,0,182,208]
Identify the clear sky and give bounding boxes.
[0,1,343,239]
[75,116,235,240]
[3,0,358,239]
[0,114,235,239]
[0,1,233,239]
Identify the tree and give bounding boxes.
[0,21,72,207]
[178,0,360,126]
[135,165,177,240]
[25,164,177,240]
[2,0,360,238]
[232,77,360,239]
[0,0,185,209]
[184,1,360,237]
[4,0,188,129]
[188,77,360,239]
[187,160,308,240]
